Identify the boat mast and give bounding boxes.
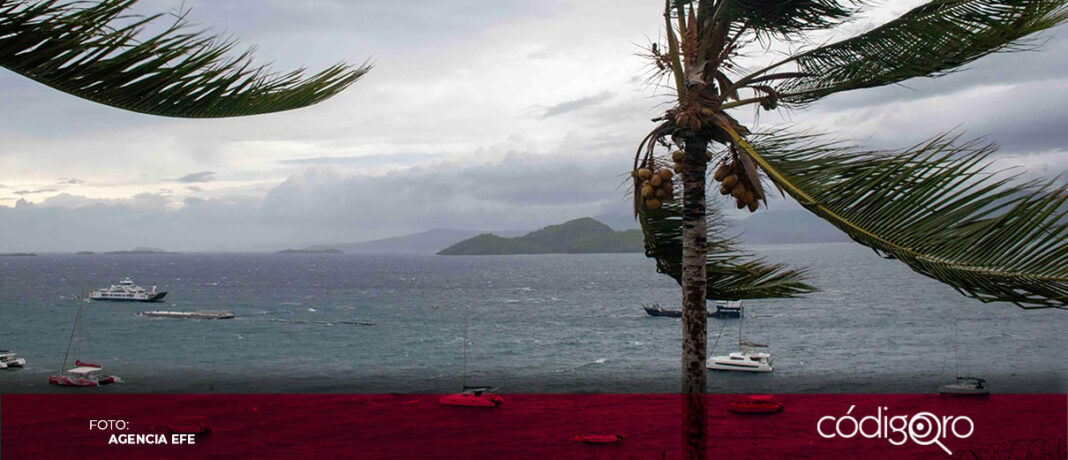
[738,313,743,348]
[954,320,959,379]
[462,308,468,389]
[61,303,83,371]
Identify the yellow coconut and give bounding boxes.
[671,150,685,163]
[722,174,738,189]
[650,175,663,187]
[747,201,759,212]
[645,198,662,210]
[731,183,746,199]
[658,169,673,181]
[637,168,653,180]
[641,184,654,198]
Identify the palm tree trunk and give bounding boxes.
[680,134,709,459]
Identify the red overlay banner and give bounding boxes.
[2,394,1065,459]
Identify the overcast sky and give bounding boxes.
[1,1,1066,251]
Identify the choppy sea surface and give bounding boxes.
[0,243,1064,393]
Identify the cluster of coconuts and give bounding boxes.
[714,160,763,212]
[636,167,674,210]
[669,149,714,174]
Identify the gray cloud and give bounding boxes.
[14,188,58,195]
[541,91,614,118]
[278,153,434,167]
[177,171,217,183]
[0,150,635,252]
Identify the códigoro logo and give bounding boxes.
[817,405,974,455]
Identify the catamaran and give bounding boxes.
[89,278,167,302]
[707,313,773,373]
[48,304,121,387]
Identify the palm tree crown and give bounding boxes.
[637,0,1068,309]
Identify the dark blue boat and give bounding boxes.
[643,301,744,318]
[710,301,743,318]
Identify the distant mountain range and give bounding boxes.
[438,218,644,255]
[291,209,846,255]
[728,209,849,245]
[304,228,527,254]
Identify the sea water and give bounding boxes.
[0,243,1064,393]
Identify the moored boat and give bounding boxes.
[939,377,989,396]
[0,350,26,368]
[89,278,167,302]
[439,387,504,407]
[643,300,743,318]
[573,434,624,444]
[707,349,773,373]
[139,310,234,319]
[710,300,743,318]
[728,395,783,414]
[49,362,121,387]
[48,305,122,387]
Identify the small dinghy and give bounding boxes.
[167,417,213,435]
[728,395,783,414]
[573,434,624,444]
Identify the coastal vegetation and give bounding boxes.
[637,1,1068,457]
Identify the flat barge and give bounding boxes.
[139,310,234,319]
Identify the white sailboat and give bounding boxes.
[707,314,773,373]
[48,303,121,387]
[439,308,502,407]
[938,320,988,395]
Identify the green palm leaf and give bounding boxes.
[639,200,814,300]
[721,126,1068,309]
[0,0,369,117]
[769,0,1068,105]
[716,0,863,38]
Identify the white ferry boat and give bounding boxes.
[89,278,167,302]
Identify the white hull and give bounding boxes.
[0,352,25,368]
[707,351,773,373]
[939,383,989,395]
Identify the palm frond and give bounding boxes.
[639,200,815,300]
[720,126,1068,309]
[770,0,1068,105]
[0,0,369,118]
[718,0,864,38]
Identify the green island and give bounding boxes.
[438,218,643,255]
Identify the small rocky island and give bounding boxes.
[106,247,174,255]
[277,248,344,254]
